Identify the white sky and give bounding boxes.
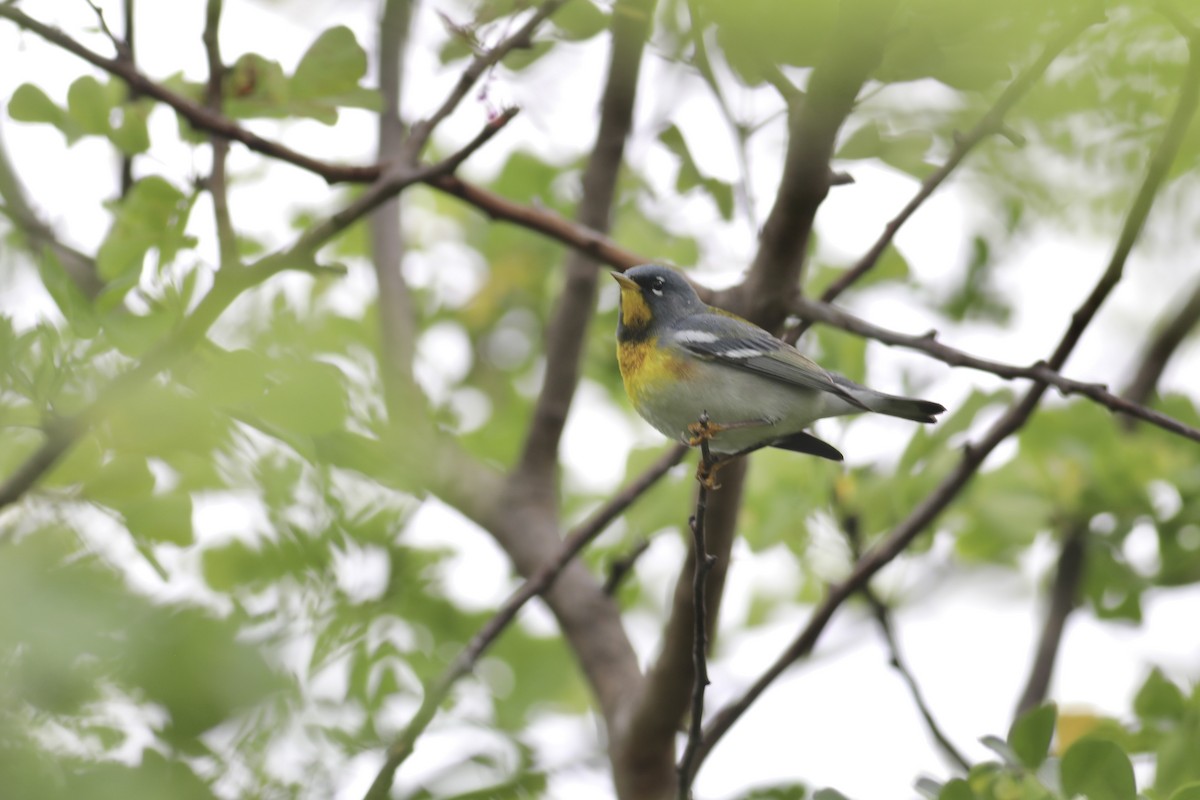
[2,2,1199,799]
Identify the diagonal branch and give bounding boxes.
[1015,269,1200,718]
[405,0,569,159]
[842,515,970,772]
[0,125,102,297]
[790,296,1200,445]
[1121,275,1200,409]
[693,23,1200,778]
[362,443,686,800]
[0,4,652,270]
[517,0,656,483]
[806,7,1099,315]
[0,4,380,184]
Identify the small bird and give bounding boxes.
[612,264,944,465]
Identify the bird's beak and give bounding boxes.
[611,272,638,291]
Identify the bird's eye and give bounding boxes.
[650,277,665,295]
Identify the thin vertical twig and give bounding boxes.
[202,0,236,269]
[677,417,717,800]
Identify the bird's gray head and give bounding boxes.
[612,264,702,339]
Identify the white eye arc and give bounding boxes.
[650,277,665,296]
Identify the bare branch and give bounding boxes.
[604,537,653,595]
[517,0,655,482]
[790,296,1200,445]
[842,515,970,772]
[1122,275,1200,409]
[618,458,746,799]
[1014,523,1086,717]
[202,0,236,269]
[677,432,717,800]
[694,32,1200,775]
[1015,267,1200,719]
[372,0,419,413]
[83,0,129,58]
[429,174,646,268]
[0,126,102,297]
[405,0,569,159]
[804,8,1099,317]
[362,442,686,800]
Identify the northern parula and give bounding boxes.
[613,264,945,460]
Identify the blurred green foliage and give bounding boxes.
[2,0,1200,798]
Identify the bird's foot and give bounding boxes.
[685,415,771,447]
[695,455,726,490]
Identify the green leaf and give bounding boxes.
[123,608,284,741]
[1135,668,1186,722]
[291,26,368,100]
[36,250,97,338]
[553,0,609,40]
[659,123,736,220]
[251,359,349,436]
[9,83,61,123]
[66,76,112,135]
[109,99,152,155]
[188,348,269,406]
[812,789,853,800]
[1060,738,1136,800]
[124,493,194,546]
[1169,783,1200,800]
[937,779,976,800]
[1008,702,1057,770]
[502,39,553,71]
[82,454,155,507]
[96,176,195,280]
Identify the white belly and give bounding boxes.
[635,362,840,454]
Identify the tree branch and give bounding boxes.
[202,0,236,270]
[693,28,1200,776]
[1014,522,1087,717]
[1015,266,1200,719]
[404,0,569,159]
[842,515,970,772]
[0,125,102,297]
[677,435,717,800]
[517,0,655,483]
[806,8,1099,315]
[733,0,899,327]
[0,4,651,270]
[789,296,1200,445]
[372,0,419,413]
[362,442,686,800]
[1121,275,1200,409]
[0,111,515,512]
[0,4,380,184]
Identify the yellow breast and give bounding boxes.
[617,337,694,403]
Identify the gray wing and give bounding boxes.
[671,313,868,410]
